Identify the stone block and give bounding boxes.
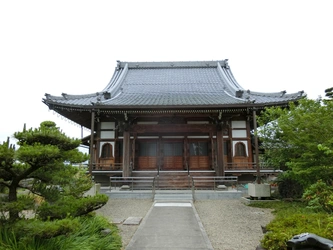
[248,183,271,198]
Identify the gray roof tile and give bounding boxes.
[43,60,304,109]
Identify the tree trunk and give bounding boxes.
[8,183,19,220]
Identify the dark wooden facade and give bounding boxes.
[90,111,254,176]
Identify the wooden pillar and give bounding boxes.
[216,129,224,176]
[157,136,161,175]
[89,110,95,176]
[131,134,136,170]
[184,136,188,173]
[253,109,261,184]
[210,132,215,170]
[122,130,131,177]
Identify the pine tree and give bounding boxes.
[0,121,107,221]
[325,87,333,99]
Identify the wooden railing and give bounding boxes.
[226,162,275,170]
[226,162,256,169]
[87,162,275,172]
[92,163,123,171]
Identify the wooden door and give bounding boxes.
[224,140,232,169]
[188,141,210,170]
[136,141,158,170]
[161,142,183,170]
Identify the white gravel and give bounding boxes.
[195,200,274,250]
[96,199,274,250]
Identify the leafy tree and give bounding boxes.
[0,121,107,221]
[257,98,333,187]
[325,87,333,99]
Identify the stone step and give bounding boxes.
[154,192,193,201]
[129,171,217,190]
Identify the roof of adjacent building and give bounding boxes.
[43,60,304,110]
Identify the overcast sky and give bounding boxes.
[1,0,332,143]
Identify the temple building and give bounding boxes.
[43,60,304,186]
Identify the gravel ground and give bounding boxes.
[96,199,153,249]
[194,200,274,250]
[96,199,274,250]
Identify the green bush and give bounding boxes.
[0,195,35,223]
[252,200,333,250]
[261,232,291,250]
[49,215,122,250]
[0,215,122,250]
[36,194,108,220]
[12,218,80,239]
[262,213,332,250]
[302,180,333,213]
[276,174,303,199]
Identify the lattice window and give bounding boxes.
[235,142,247,157]
[164,142,183,156]
[189,142,208,156]
[138,142,157,156]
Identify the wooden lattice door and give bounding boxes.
[188,141,210,170]
[161,142,183,170]
[136,141,158,170]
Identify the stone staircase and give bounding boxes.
[155,173,191,190]
[131,170,216,190]
[154,190,193,202]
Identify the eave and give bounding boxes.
[44,98,299,130]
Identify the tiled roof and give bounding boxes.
[43,60,304,109]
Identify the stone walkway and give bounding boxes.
[125,201,213,250]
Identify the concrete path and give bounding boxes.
[125,201,213,250]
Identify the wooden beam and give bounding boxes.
[130,124,216,133]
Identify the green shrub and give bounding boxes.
[0,195,36,223]
[261,232,290,250]
[12,218,80,239]
[302,180,333,213]
[0,215,122,250]
[0,223,51,250]
[251,200,333,250]
[49,215,122,250]
[36,194,108,220]
[261,208,332,250]
[276,174,303,199]
[325,216,333,239]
